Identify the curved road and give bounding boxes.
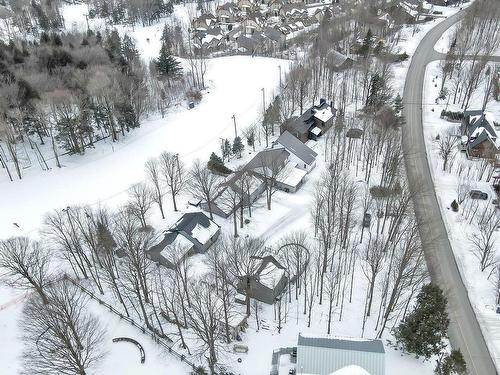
[402,10,498,375]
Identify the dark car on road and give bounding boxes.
[469,190,488,200]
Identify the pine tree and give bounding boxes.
[116,102,139,131]
[121,34,139,65]
[223,139,232,161]
[232,136,244,158]
[394,93,404,115]
[106,30,122,60]
[160,24,173,52]
[359,28,373,57]
[394,284,449,359]
[155,42,182,78]
[435,350,467,375]
[207,152,232,175]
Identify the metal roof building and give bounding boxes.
[296,334,385,375]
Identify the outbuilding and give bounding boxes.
[296,334,385,375]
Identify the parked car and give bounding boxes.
[289,369,296,375]
[469,190,488,200]
[363,213,372,228]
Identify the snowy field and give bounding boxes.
[0,55,287,240]
[422,60,500,369]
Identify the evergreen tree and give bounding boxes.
[197,0,204,11]
[435,350,467,375]
[223,139,232,161]
[121,34,139,65]
[394,284,449,359]
[359,28,373,57]
[40,32,50,44]
[232,136,244,158]
[393,93,404,115]
[106,30,122,60]
[51,33,62,46]
[95,31,103,45]
[116,102,139,131]
[155,42,182,78]
[160,24,173,52]
[393,93,405,126]
[207,152,232,175]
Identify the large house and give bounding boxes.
[461,110,499,160]
[296,334,386,375]
[282,99,336,142]
[274,130,318,172]
[246,148,308,193]
[237,255,288,304]
[147,212,220,268]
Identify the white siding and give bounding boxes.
[296,345,385,375]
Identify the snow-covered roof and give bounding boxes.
[258,261,285,289]
[301,366,371,375]
[173,212,220,245]
[298,334,385,354]
[159,233,193,261]
[310,126,322,136]
[191,221,219,244]
[313,107,334,123]
[278,162,307,188]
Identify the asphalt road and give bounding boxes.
[402,10,498,375]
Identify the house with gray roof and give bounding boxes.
[246,147,309,193]
[237,255,288,304]
[461,110,499,160]
[146,212,220,268]
[282,99,336,143]
[296,334,385,375]
[275,130,318,172]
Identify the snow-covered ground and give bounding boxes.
[422,60,500,369]
[61,2,196,63]
[0,55,287,240]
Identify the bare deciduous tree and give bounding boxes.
[434,128,458,172]
[21,281,106,375]
[188,160,221,220]
[0,237,52,304]
[159,151,186,212]
[127,182,153,228]
[145,158,165,219]
[469,208,500,271]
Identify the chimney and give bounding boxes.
[319,98,326,106]
[330,100,334,109]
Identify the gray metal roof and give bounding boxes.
[277,131,318,165]
[298,334,385,354]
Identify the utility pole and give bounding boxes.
[262,88,266,113]
[232,115,237,138]
[482,65,494,112]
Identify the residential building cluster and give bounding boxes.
[191,0,334,55]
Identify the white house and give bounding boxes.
[296,334,385,375]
